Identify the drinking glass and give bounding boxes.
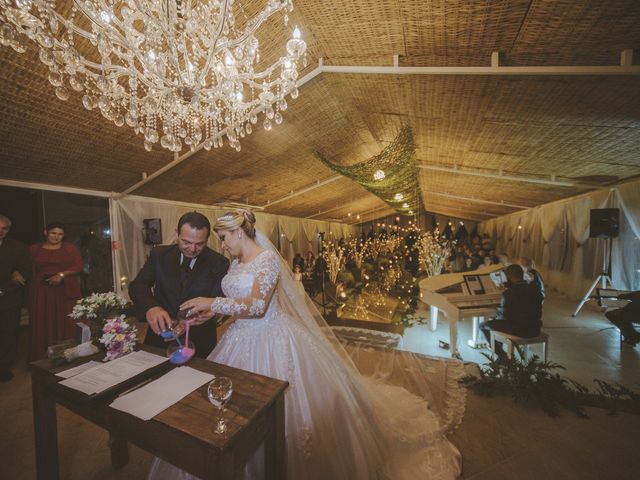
[207,377,233,434]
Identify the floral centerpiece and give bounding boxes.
[99,315,138,361]
[69,292,129,343]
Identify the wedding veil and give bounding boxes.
[254,230,358,369]
[254,230,467,434]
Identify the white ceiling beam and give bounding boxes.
[426,191,530,209]
[0,177,112,197]
[319,59,640,76]
[417,163,585,187]
[262,175,343,209]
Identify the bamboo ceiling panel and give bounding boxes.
[508,0,640,66]
[1,0,640,223]
[418,169,581,210]
[0,50,170,191]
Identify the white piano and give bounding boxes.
[419,265,504,358]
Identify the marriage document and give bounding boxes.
[58,350,168,395]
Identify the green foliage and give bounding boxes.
[461,353,640,418]
[315,126,422,216]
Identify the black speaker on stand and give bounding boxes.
[573,208,619,316]
[143,218,162,245]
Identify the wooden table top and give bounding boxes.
[31,345,289,451]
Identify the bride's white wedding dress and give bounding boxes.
[148,236,461,480]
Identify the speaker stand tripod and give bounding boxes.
[573,237,613,317]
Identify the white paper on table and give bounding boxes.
[58,350,168,395]
[55,360,102,379]
[109,367,214,421]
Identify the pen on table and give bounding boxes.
[117,377,154,397]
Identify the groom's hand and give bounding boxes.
[189,310,215,326]
[146,306,173,334]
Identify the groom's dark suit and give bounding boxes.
[129,244,229,358]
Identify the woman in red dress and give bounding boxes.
[28,222,83,361]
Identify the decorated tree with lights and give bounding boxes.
[417,231,454,277]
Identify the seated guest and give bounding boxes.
[488,249,500,264]
[517,257,545,300]
[293,253,305,272]
[304,251,316,275]
[605,291,640,346]
[480,264,543,359]
[314,253,328,292]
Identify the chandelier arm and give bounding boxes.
[224,8,282,50]
[161,1,189,88]
[49,7,165,90]
[196,0,230,87]
[68,2,129,49]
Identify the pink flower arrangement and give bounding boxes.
[99,315,138,361]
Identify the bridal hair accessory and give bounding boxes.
[215,209,256,238]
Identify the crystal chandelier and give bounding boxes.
[0,0,307,152]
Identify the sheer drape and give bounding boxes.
[300,219,319,255]
[111,196,357,298]
[480,179,640,299]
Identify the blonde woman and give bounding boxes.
[148,209,460,480]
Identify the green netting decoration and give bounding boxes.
[315,126,422,216]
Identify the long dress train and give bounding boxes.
[148,243,461,480]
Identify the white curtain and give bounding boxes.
[478,179,640,299]
[111,196,356,297]
[278,216,301,268]
[300,219,319,255]
[254,212,280,248]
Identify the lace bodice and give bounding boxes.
[210,250,280,317]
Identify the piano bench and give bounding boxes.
[490,331,549,362]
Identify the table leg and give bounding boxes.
[32,372,59,480]
[108,431,129,469]
[264,394,286,480]
[429,306,438,331]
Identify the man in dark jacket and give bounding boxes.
[129,212,229,358]
[605,291,640,346]
[0,215,32,381]
[517,257,545,300]
[480,264,543,358]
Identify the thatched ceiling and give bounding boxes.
[1,0,640,224]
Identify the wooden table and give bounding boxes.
[31,346,288,480]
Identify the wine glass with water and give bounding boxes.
[207,377,233,434]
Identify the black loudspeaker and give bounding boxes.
[589,208,619,239]
[143,218,162,245]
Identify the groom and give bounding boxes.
[129,212,229,358]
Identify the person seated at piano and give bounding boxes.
[605,291,640,346]
[516,257,545,300]
[480,264,543,360]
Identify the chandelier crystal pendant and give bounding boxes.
[0,0,307,153]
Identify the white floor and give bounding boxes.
[401,291,640,388]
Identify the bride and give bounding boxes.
[148,209,461,480]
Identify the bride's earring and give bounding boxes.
[237,232,242,240]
